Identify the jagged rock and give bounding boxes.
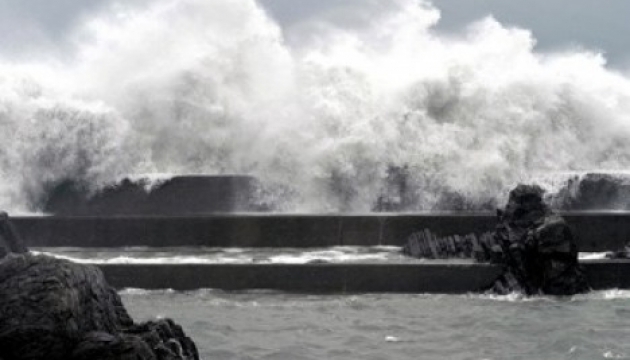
[0,213,199,360]
[402,184,590,295]
[490,185,589,295]
[402,229,499,261]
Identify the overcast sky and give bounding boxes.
[0,0,628,69]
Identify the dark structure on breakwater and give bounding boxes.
[43,175,261,215]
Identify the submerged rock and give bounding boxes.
[0,213,199,360]
[402,184,590,295]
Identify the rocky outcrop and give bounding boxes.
[403,184,590,295]
[0,213,199,360]
[489,185,589,295]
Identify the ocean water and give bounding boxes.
[122,289,630,360]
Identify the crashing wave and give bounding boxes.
[2,0,630,212]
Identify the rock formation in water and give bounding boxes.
[403,185,590,295]
[0,212,199,360]
[489,185,589,295]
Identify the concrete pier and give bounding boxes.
[14,212,630,251]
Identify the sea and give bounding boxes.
[122,289,630,360]
[4,0,630,358]
[35,247,626,359]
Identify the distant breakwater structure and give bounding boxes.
[36,172,630,216]
[7,174,630,293]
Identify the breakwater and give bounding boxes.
[14,213,630,251]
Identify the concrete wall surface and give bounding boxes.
[100,262,502,293]
[14,213,630,251]
[97,260,630,293]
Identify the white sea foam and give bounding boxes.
[118,288,176,296]
[123,173,175,192]
[32,248,612,264]
[578,252,609,260]
[33,246,406,264]
[2,0,630,212]
[472,289,630,302]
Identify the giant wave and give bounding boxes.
[1,0,630,213]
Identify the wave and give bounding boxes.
[2,0,630,212]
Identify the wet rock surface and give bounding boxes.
[0,213,199,360]
[403,184,590,295]
[489,185,589,295]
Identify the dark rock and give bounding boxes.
[490,185,589,295]
[0,213,199,360]
[402,228,498,261]
[402,184,590,295]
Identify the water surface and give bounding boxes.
[122,289,630,360]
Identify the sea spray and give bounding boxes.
[1,0,630,212]
[0,66,133,212]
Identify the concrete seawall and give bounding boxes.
[14,213,630,251]
[97,260,630,293]
[100,261,503,293]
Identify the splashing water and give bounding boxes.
[2,0,630,213]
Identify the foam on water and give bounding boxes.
[2,0,630,212]
[32,246,409,264]
[472,289,630,303]
[34,247,609,264]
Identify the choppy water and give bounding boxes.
[122,289,630,360]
